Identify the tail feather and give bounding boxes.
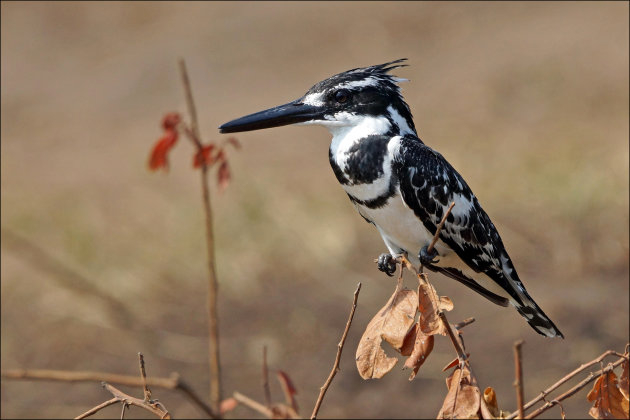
[513,298,564,338]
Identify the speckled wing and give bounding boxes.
[393,136,564,338]
[393,136,522,304]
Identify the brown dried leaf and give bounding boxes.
[438,365,481,419]
[399,324,417,357]
[355,287,418,379]
[620,359,629,400]
[587,370,629,419]
[403,324,434,381]
[418,282,451,336]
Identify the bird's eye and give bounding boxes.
[335,89,349,104]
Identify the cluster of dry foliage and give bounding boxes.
[2,60,629,420]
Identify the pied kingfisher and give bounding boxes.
[219,59,563,338]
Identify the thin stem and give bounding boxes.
[311,283,362,419]
[179,58,222,414]
[513,340,525,419]
[75,398,119,419]
[138,353,152,402]
[262,346,272,408]
[233,391,273,418]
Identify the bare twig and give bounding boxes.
[86,382,170,419]
[75,397,119,419]
[513,340,525,419]
[179,58,222,414]
[311,283,362,420]
[426,201,455,255]
[262,346,272,408]
[524,356,628,419]
[506,347,629,419]
[233,391,274,418]
[454,317,475,330]
[138,353,152,402]
[2,369,217,418]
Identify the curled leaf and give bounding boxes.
[403,324,434,381]
[418,282,451,336]
[356,287,418,379]
[438,364,481,419]
[587,370,629,419]
[149,129,178,171]
[483,387,500,418]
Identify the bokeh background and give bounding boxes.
[1,2,628,418]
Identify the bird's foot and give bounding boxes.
[419,245,440,266]
[377,253,398,277]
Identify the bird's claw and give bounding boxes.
[419,245,439,266]
[377,253,398,277]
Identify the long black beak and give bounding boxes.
[219,98,323,134]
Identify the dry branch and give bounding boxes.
[263,345,272,408]
[178,58,222,414]
[513,340,525,419]
[525,355,628,419]
[506,347,629,419]
[233,391,274,418]
[2,368,217,418]
[311,283,362,419]
[75,382,171,419]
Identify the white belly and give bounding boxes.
[352,190,512,300]
[352,187,454,261]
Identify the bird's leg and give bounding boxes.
[419,245,440,266]
[377,253,398,277]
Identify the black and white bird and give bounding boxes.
[219,59,563,338]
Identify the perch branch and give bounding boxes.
[311,283,362,419]
[513,340,525,419]
[179,57,222,414]
[427,201,455,255]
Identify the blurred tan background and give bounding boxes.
[1,2,628,418]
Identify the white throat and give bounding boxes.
[324,113,392,156]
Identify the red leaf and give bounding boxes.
[225,136,241,149]
[148,129,178,171]
[161,112,181,130]
[217,160,231,192]
[276,370,299,413]
[193,144,216,168]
